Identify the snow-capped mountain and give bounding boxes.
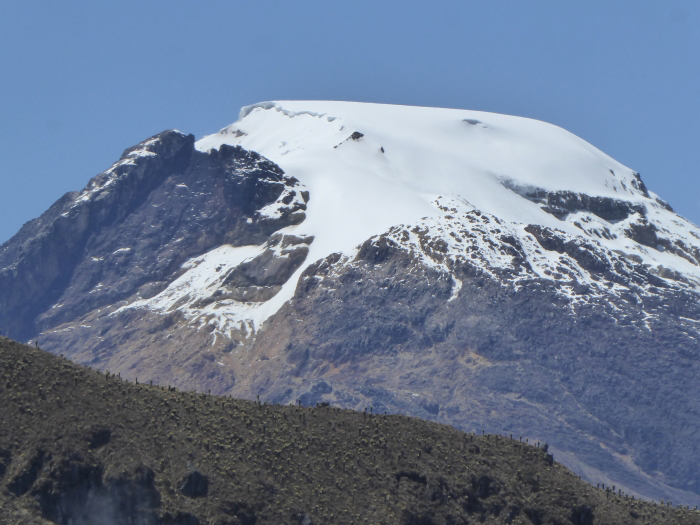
[2,101,700,505]
[168,101,700,336]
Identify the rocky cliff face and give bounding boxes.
[2,102,700,506]
[0,130,308,341]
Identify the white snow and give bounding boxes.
[123,244,268,336]
[196,101,659,253]
[125,101,700,337]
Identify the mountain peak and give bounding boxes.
[2,102,700,504]
[190,101,700,332]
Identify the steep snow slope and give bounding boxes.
[139,100,700,335]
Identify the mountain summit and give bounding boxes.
[1,102,699,505]
[189,101,700,332]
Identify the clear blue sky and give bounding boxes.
[1,1,699,244]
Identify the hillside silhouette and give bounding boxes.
[0,337,697,524]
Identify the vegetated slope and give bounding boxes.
[2,102,700,504]
[1,338,697,525]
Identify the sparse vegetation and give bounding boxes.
[0,336,697,524]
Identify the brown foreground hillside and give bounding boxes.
[0,337,697,525]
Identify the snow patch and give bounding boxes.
[121,244,271,337]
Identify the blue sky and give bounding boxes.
[1,1,699,244]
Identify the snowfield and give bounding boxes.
[130,101,700,336]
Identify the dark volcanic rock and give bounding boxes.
[500,180,647,222]
[0,131,194,341]
[87,427,111,449]
[34,463,161,525]
[221,501,257,525]
[224,246,309,288]
[540,191,646,221]
[570,505,595,525]
[8,450,45,496]
[0,132,305,342]
[179,470,209,498]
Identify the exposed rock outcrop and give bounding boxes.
[0,131,307,342]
